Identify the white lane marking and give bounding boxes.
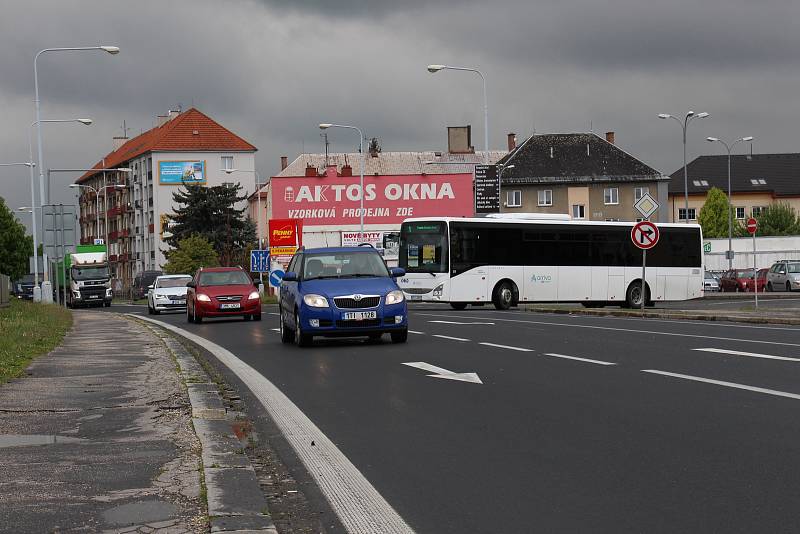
[432,334,471,342]
[270,328,281,332]
[408,330,426,335]
[132,315,413,533]
[692,347,800,362]
[402,362,482,384]
[543,353,617,366]
[428,320,495,325]
[419,313,800,348]
[479,342,533,352]
[642,369,800,401]
[268,312,280,316]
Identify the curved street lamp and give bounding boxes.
[658,111,709,222]
[319,123,366,236]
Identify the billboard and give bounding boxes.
[268,218,302,248]
[341,230,400,260]
[271,173,473,226]
[158,160,206,185]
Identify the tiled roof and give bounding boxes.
[668,153,800,197]
[78,108,256,183]
[275,150,508,177]
[497,133,663,185]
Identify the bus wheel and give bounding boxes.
[450,303,468,310]
[625,281,648,308]
[492,281,515,310]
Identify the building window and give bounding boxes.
[752,206,767,217]
[538,190,553,207]
[736,207,746,219]
[604,187,619,205]
[571,204,585,219]
[221,156,234,170]
[506,190,522,208]
[634,187,649,201]
[678,208,697,221]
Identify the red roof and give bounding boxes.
[78,108,257,182]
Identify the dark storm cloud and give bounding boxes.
[1,0,799,232]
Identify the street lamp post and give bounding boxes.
[34,46,119,208]
[658,111,709,223]
[70,183,125,241]
[319,123,365,237]
[706,136,754,270]
[427,64,489,163]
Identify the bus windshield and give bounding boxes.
[400,221,448,273]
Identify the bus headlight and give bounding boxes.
[385,290,404,305]
[432,284,444,297]
[303,294,329,308]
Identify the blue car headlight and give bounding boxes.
[303,294,329,308]
[385,290,405,305]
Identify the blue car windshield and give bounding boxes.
[303,252,389,280]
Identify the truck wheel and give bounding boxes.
[104,302,111,308]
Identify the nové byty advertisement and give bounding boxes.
[271,174,474,225]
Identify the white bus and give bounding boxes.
[397,216,703,309]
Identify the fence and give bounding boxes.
[0,274,9,308]
[704,235,800,271]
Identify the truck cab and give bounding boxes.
[64,246,113,308]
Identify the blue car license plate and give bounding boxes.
[341,311,377,321]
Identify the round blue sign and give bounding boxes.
[269,269,285,287]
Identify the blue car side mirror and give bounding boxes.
[389,267,405,278]
[282,271,298,282]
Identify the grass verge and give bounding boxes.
[0,299,72,383]
[260,294,278,304]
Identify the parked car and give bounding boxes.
[147,274,193,315]
[186,267,262,323]
[766,260,800,292]
[756,268,769,291]
[12,274,35,300]
[133,270,163,300]
[720,269,763,292]
[278,246,408,347]
[703,271,720,292]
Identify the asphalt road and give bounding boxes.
[106,303,800,533]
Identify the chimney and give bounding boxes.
[157,115,169,127]
[168,109,180,120]
[112,136,128,151]
[605,131,615,145]
[280,156,288,170]
[340,164,353,177]
[447,126,474,154]
[507,132,517,151]
[304,164,317,177]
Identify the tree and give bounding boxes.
[697,187,745,238]
[755,203,800,236]
[165,183,256,266]
[0,197,34,281]
[163,234,219,274]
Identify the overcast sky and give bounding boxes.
[2,0,799,230]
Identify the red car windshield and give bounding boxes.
[199,271,251,286]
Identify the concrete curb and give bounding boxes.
[519,306,800,325]
[136,320,277,534]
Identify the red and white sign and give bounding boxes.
[268,218,302,248]
[271,171,474,226]
[631,221,660,250]
[341,231,383,247]
[746,217,758,235]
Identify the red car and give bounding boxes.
[186,267,262,323]
[720,269,765,292]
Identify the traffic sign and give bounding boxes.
[250,250,270,273]
[634,192,659,219]
[631,221,659,250]
[269,269,285,287]
[746,217,758,235]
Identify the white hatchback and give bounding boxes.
[148,274,193,314]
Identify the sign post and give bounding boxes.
[474,165,499,214]
[747,217,758,309]
[631,220,660,317]
[632,193,661,317]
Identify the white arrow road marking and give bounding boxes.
[642,369,800,401]
[543,353,617,365]
[429,320,495,325]
[402,362,483,384]
[692,348,800,362]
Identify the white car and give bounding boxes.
[147,274,193,314]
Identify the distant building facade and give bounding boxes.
[76,108,257,287]
[498,132,669,222]
[667,153,800,223]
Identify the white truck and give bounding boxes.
[61,246,113,308]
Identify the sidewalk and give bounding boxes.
[0,311,278,533]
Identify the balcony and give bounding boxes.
[108,230,120,241]
[119,253,130,262]
[107,205,123,218]
[109,254,118,262]
[148,223,154,234]
[122,229,130,238]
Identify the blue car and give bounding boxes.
[278,246,408,346]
